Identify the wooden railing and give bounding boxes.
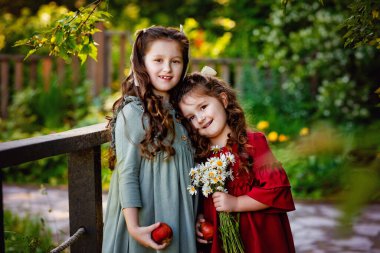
[0,23,266,119]
[0,123,110,252]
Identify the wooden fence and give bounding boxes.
[0,23,263,119]
[0,123,109,252]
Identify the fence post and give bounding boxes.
[42,57,52,91]
[30,58,38,88]
[119,33,127,82]
[0,60,9,118]
[87,22,106,96]
[57,58,66,85]
[221,64,230,83]
[234,63,243,94]
[68,146,103,252]
[14,58,23,91]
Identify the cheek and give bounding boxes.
[191,122,199,130]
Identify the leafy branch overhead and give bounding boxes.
[281,0,380,50]
[14,0,111,64]
[340,0,380,49]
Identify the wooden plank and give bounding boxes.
[72,56,80,86]
[104,33,112,87]
[57,58,65,85]
[42,57,52,91]
[68,146,103,253]
[119,33,126,82]
[14,60,23,90]
[0,123,110,168]
[234,63,243,93]
[221,64,230,84]
[29,59,37,88]
[86,57,96,96]
[94,22,105,95]
[1,60,9,118]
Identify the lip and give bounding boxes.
[202,120,213,129]
[159,75,173,80]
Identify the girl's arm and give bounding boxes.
[212,192,269,212]
[123,208,169,250]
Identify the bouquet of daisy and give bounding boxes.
[188,146,244,253]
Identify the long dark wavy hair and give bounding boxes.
[108,26,190,170]
[171,72,253,174]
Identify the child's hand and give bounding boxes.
[195,214,211,244]
[212,192,237,212]
[129,222,170,250]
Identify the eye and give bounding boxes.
[154,59,163,63]
[172,59,182,64]
[188,115,195,121]
[201,105,207,110]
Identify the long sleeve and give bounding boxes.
[115,102,145,208]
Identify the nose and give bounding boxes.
[163,61,172,72]
[196,112,205,123]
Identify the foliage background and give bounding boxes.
[1,1,379,251]
[0,0,379,200]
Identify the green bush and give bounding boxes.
[0,72,109,184]
[273,121,380,200]
[4,209,56,253]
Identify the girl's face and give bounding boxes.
[144,39,184,100]
[179,89,231,147]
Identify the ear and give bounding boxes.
[220,92,228,108]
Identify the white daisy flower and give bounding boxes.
[187,185,197,195]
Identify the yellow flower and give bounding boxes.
[278,134,289,142]
[257,120,269,130]
[299,127,310,136]
[372,9,379,19]
[268,131,278,142]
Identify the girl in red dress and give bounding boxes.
[171,67,296,253]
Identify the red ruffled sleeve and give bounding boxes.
[246,132,295,213]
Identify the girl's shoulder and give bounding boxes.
[110,96,146,148]
[119,95,144,114]
[246,130,279,167]
[247,131,268,147]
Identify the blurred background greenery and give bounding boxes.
[0,0,379,230]
[1,0,379,251]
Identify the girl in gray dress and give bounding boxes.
[102,26,197,253]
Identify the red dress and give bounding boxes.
[199,132,296,253]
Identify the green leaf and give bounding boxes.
[13,39,30,47]
[89,43,98,61]
[78,53,88,65]
[58,50,70,62]
[82,44,90,54]
[83,35,90,45]
[55,30,65,45]
[66,36,76,50]
[24,49,37,60]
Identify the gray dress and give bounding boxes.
[102,96,197,253]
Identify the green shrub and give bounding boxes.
[273,120,380,200]
[4,209,56,253]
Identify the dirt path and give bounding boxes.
[3,184,380,252]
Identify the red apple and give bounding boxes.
[200,221,214,241]
[151,222,173,244]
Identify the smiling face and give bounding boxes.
[144,39,184,100]
[179,88,231,147]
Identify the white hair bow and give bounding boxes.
[201,66,217,76]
